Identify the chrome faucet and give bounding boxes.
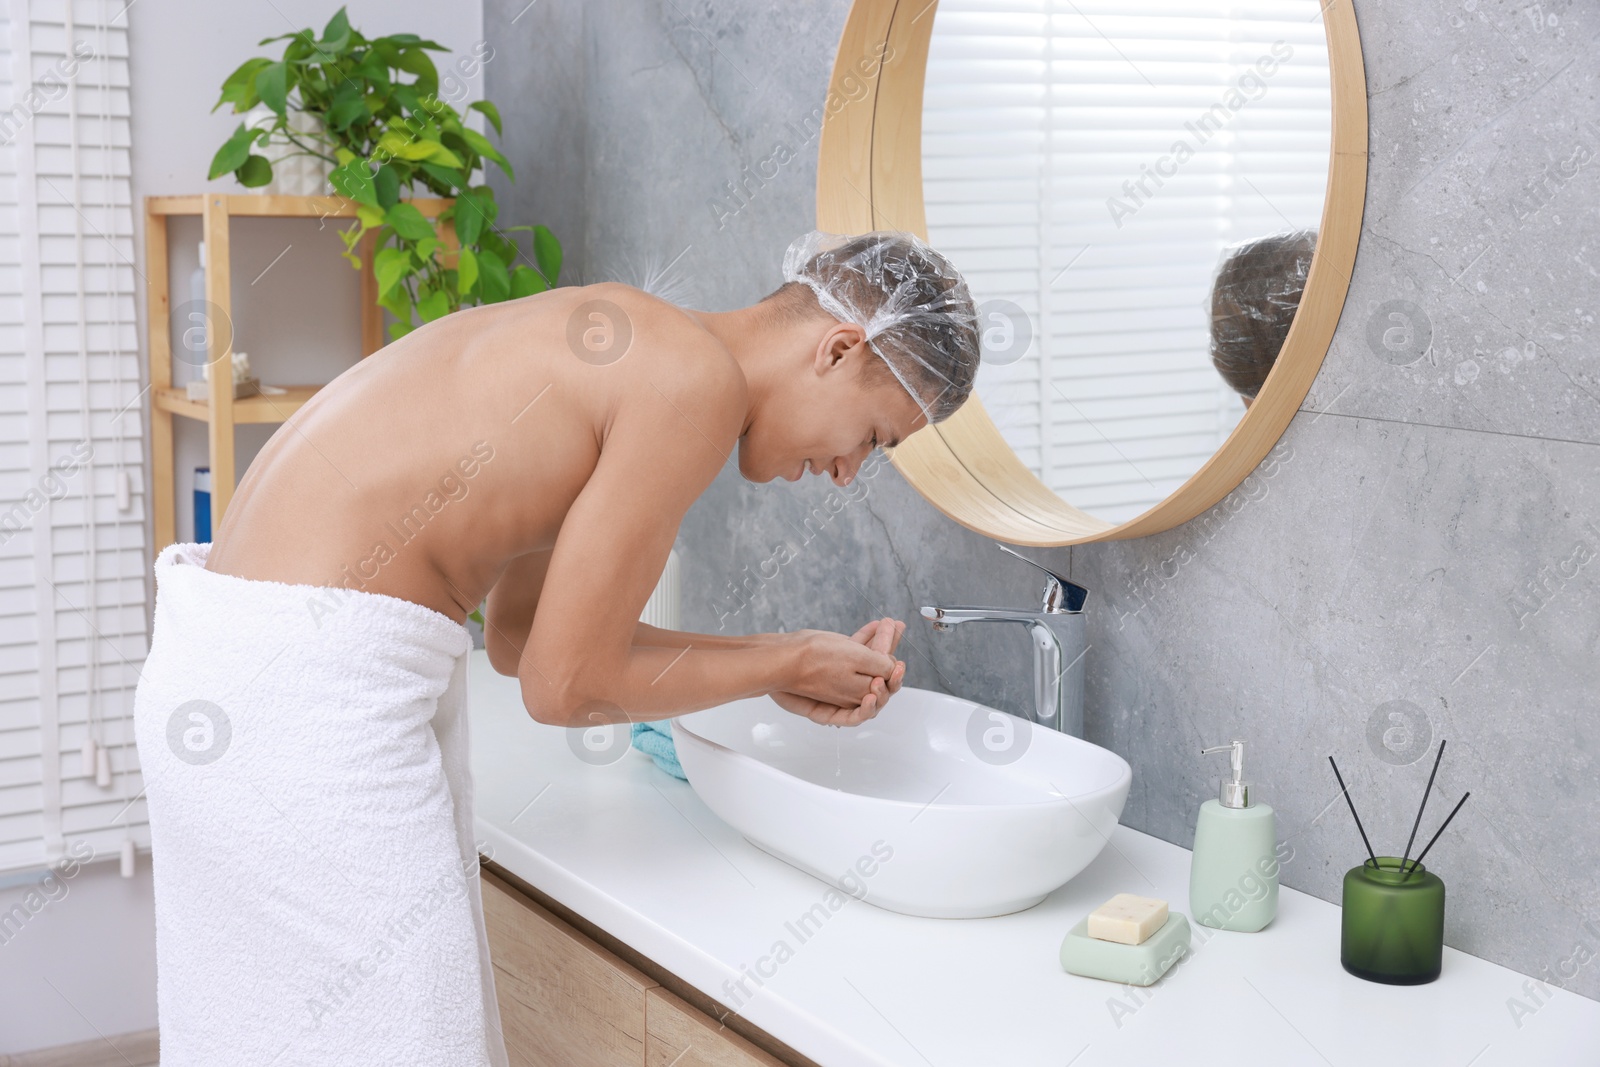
[920,544,1090,736]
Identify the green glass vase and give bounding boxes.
[1341,856,1445,985]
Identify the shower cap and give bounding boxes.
[1208,229,1317,400]
[782,230,980,425]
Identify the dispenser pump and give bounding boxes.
[1201,740,1250,808]
[1190,738,1277,931]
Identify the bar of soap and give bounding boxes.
[1087,893,1168,946]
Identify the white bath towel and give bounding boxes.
[134,543,508,1067]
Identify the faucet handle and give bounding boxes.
[996,543,1089,613]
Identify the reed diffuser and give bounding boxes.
[1328,744,1470,985]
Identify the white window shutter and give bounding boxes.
[0,0,146,874]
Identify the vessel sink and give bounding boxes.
[672,687,1132,919]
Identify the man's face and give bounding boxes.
[737,326,927,486]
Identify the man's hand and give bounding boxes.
[771,617,907,726]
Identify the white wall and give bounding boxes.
[4,0,486,1055]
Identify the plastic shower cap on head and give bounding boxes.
[782,230,981,426]
[1209,229,1317,400]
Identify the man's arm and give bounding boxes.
[485,550,769,676]
[488,555,904,722]
[483,551,550,675]
[514,342,895,726]
[632,622,762,649]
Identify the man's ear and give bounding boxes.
[814,321,869,376]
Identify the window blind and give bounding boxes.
[0,0,147,874]
[923,0,1330,523]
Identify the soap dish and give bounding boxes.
[1060,912,1191,986]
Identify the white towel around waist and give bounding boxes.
[133,543,508,1067]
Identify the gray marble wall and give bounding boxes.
[487,0,1600,1001]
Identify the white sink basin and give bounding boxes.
[672,687,1131,918]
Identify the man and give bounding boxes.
[134,230,980,1066]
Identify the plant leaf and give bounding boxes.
[207,124,259,179]
[452,189,486,248]
[532,225,562,286]
[329,158,378,206]
[326,94,368,131]
[372,162,400,207]
[321,8,351,49]
[388,319,414,341]
[385,35,446,50]
[422,141,463,166]
[373,247,412,300]
[471,185,500,228]
[283,34,313,65]
[215,57,273,112]
[237,154,274,187]
[418,162,463,190]
[394,48,439,97]
[391,84,425,116]
[477,248,510,303]
[255,61,289,115]
[458,127,511,179]
[510,265,548,299]
[457,126,504,163]
[385,137,460,165]
[383,202,436,242]
[375,129,412,158]
[416,287,451,322]
[355,51,391,94]
[468,100,503,137]
[379,281,414,321]
[390,138,436,162]
[476,227,516,269]
[455,247,479,295]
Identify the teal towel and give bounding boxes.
[631,720,686,780]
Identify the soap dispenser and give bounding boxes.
[1189,739,1278,932]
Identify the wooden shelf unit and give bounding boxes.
[144,193,451,553]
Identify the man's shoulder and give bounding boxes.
[574,282,745,407]
[570,282,716,346]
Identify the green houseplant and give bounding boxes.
[208,7,560,340]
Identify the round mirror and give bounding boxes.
[816,0,1366,545]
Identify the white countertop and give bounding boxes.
[466,652,1600,1067]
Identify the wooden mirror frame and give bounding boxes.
[816,0,1368,545]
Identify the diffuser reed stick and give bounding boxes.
[1328,755,1377,866]
[1401,791,1470,880]
[1399,740,1447,875]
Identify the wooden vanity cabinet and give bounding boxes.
[481,868,809,1067]
[482,869,652,1066]
[644,988,785,1067]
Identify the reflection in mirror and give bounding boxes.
[922,2,1331,523]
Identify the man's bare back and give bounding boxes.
[208,282,735,622]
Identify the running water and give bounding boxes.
[833,725,842,785]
